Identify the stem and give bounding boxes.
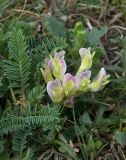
[9,81,17,106]
[72,107,88,160]
[59,104,65,115]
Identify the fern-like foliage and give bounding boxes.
[0,105,61,136]
[22,148,33,160]
[11,147,33,160]
[0,27,65,159]
[4,28,30,95]
[0,58,7,98]
[26,35,43,50]
[12,128,32,155]
[0,0,19,15]
[28,85,45,105]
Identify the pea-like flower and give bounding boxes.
[41,48,110,106]
[88,67,110,92]
[77,48,94,74]
[76,70,91,92]
[49,50,67,80]
[40,65,53,83]
[63,73,76,97]
[47,79,64,103]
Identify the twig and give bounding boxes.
[18,0,28,19]
[96,143,109,156]
[38,149,52,160]
[111,144,120,160]
[38,149,69,160]
[117,144,126,160]
[0,14,11,22]
[109,25,126,32]
[78,3,101,9]
[109,13,123,25]
[13,9,40,17]
[98,0,108,21]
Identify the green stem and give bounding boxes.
[9,81,17,106]
[72,107,88,160]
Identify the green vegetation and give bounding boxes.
[0,0,126,159]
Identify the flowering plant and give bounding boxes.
[41,48,110,107]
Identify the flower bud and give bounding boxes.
[64,97,74,108]
[40,66,53,83]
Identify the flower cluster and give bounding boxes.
[41,48,110,106]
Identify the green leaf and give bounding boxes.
[55,140,79,160]
[92,47,104,68]
[45,15,66,38]
[63,126,75,142]
[73,22,85,36]
[12,129,32,155]
[0,59,7,98]
[9,21,34,36]
[0,0,20,16]
[4,28,31,95]
[79,112,92,126]
[115,131,126,147]
[87,26,108,47]
[22,148,33,160]
[73,22,87,49]
[94,106,105,124]
[0,105,61,135]
[94,140,103,150]
[28,85,45,105]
